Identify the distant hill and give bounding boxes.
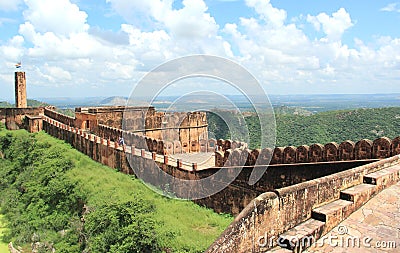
[100,96,128,106]
[27,99,51,107]
[0,99,50,108]
[0,101,12,108]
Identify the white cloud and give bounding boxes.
[107,0,219,39]
[19,22,105,59]
[0,0,23,11]
[0,17,17,27]
[164,0,219,39]
[0,0,399,97]
[23,0,89,36]
[0,35,25,62]
[307,8,353,42]
[380,3,400,12]
[105,0,171,25]
[245,0,286,28]
[43,64,72,81]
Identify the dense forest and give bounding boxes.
[0,126,231,252]
[208,107,400,148]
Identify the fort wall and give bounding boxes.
[207,155,400,252]
[97,123,216,155]
[6,108,400,216]
[218,136,400,167]
[44,108,75,127]
[0,108,5,124]
[5,108,44,130]
[41,116,378,216]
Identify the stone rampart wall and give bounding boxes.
[0,108,5,120]
[207,155,400,252]
[5,108,44,130]
[44,108,75,126]
[97,124,216,155]
[217,137,400,166]
[42,117,376,216]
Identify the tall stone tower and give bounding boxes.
[15,71,27,108]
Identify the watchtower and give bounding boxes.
[15,71,27,108]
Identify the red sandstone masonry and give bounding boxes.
[97,123,214,155]
[5,108,45,130]
[216,137,396,167]
[206,155,400,253]
[0,108,6,121]
[44,108,75,127]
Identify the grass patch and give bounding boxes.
[0,215,8,252]
[0,129,232,252]
[59,131,233,252]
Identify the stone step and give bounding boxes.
[277,218,325,253]
[340,183,377,209]
[311,199,353,233]
[363,164,400,190]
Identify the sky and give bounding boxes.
[0,0,399,100]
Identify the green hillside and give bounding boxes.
[0,101,12,108]
[0,126,232,252]
[0,99,50,108]
[275,107,400,147]
[209,107,400,148]
[0,215,7,252]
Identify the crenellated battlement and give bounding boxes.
[215,137,399,167]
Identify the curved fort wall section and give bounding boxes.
[216,136,399,167]
[5,107,400,216]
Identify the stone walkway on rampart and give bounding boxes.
[171,152,215,168]
[305,181,400,252]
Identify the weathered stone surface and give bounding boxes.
[391,136,400,155]
[339,140,355,160]
[309,143,324,162]
[215,151,224,167]
[240,148,250,166]
[271,147,284,164]
[355,139,373,160]
[283,146,297,164]
[324,142,339,161]
[259,148,273,165]
[15,71,27,108]
[372,137,392,159]
[231,149,242,166]
[207,156,400,253]
[296,145,309,163]
[249,149,260,165]
[224,139,232,151]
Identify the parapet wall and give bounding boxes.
[217,137,400,166]
[44,108,75,127]
[0,108,5,123]
[97,124,217,155]
[5,108,44,130]
[207,155,400,252]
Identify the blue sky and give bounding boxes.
[0,0,399,100]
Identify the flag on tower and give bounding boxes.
[15,62,21,68]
